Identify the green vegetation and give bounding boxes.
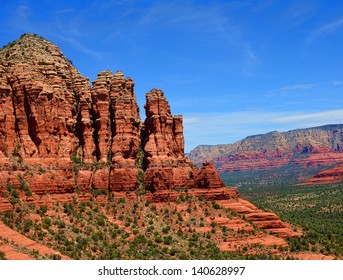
[222,164,333,187]
[136,169,146,196]
[89,188,107,198]
[1,158,339,259]
[0,193,292,260]
[11,144,21,157]
[135,147,144,168]
[239,183,343,258]
[0,33,46,51]
[71,145,84,175]
[18,175,32,197]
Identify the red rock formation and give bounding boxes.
[1,34,236,205]
[0,34,304,259]
[142,89,193,192]
[0,34,94,165]
[208,151,343,173]
[0,34,282,205]
[91,70,142,191]
[142,89,237,200]
[90,70,112,164]
[292,153,343,167]
[0,34,293,227]
[305,162,343,184]
[0,221,68,259]
[0,77,16,158]
[143,89,185,166]
[217,198,301,238]
[195,162,225,188]
[92,70,141,166]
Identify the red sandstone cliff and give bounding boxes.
[91,70,142,191]
[0,33,93,165]
[0,33,238,206]
[142,89,235,201]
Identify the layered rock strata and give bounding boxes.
[91,70,142,191]
[142,89,234,200]
[217,198,301,238]
[305,162,343,184]
[0,33,236,209]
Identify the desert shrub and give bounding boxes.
[36,205,48,216]
[0,251,7,260]
[162,225,171,234]
[42,217,51,229]
[211,201,220,209]
[163,235,173,245]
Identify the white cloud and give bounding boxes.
[270,109,343,124]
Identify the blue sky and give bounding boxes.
[1,0,343,152]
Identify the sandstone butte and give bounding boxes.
[0,33,316,259]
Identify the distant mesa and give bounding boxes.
[188,124,343,180]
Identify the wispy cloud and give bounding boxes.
[57,35,104,59]
[290,2,318,19]
[242,44,261,75]
[15,5,30,19]
[307,16,343,42]
[55,8,75,14]
[160,75,200,86]
[267,83,317,96]
[250,0,275,13]
[330,80,343,86]
[279,83,317,91]
[10,4,34,30]
[133,1,235,35]
[6,2,103,60]
[106,1,260,75]
[270,109,343,124]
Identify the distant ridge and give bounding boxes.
[188,124,343,174]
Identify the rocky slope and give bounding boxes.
[0,34,304,259]
[0,220,68,260]
[188,125,343,176]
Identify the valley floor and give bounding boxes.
[239,183,343,259]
